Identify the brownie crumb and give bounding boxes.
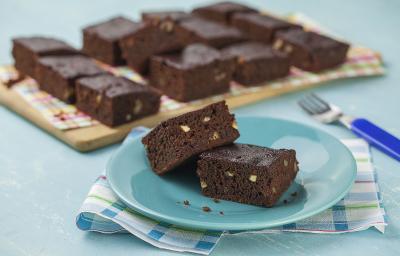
[213,198,220,203]
[5,74,25,88]
[291,192,297,197]
[219,211,224,215]
[183,200,190,206]
[202,206,211,212]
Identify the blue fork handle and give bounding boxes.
[350,118,400,161]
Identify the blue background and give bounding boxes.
[1,0,399,255]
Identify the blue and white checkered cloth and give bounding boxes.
[76,127,387,255]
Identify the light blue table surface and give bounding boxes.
[1,0,399,255]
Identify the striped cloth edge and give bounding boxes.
[76,127,387,255]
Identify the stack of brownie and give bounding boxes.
[142,101,299,207]
[12,36,161,127]
[11,1,350,127]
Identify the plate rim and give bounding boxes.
[106,116,357,231]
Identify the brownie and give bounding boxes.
[197,143,299,207]
[192,1,256,24]
[82,16,140,66]
[231,13,302,43]
[177,17,246,48]
[35,55,106,103]
[150,44,235,102]
[273,30,350,72]
[142,11,191,23]
[12,37,79,78]
[120,20,186,73]
[222,42,290,85]
[76,74,161,127]
[142,101,240,175]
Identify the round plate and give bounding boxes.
[106,117,356,231]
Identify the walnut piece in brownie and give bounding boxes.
[222,42,290,85]
[192,1,256,24]
[273,30,350,72]
[142,11,191,23]
[82,16,140,66]
[197,143,299,207]
[231,13,302,43]
[150,43,235,102]
[12,37,79,78]
[177,17,246,48]
[35,55,106,103]
[142,101,240,175]
[76,74,160,127]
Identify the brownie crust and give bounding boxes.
[273,30,350,72]
[12,37,79,78]
[142,101,240,175]
[197,143,299,207]
[231,13,302,43]
[76,74,160,127]
[150,44,235,102]
[35,55,106,103]
[192,1,256,24]
[83,16,140,66]
[222,42,290,85]
[142,11,191,23]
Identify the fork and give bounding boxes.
[298,93,400,161]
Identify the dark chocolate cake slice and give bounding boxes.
[197,143,298,207]
[142,101,240,175]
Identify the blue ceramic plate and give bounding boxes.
[107,117,356,231]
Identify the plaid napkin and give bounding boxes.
[76,127,387,255]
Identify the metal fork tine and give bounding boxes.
[298,99,317,115]
[310,93,331,111]
[305,94,330,114]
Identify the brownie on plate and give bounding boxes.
[82,16,139,66]
[197,143,299,207]
[36,55,106,103]
[120,20,186,73]
[141,11,191,23]
[231,13,302,43]
[192,1,256,24]
[76,74,160,127]
[150,43,235,102]
[222,42,290,85]
[12,37,80,78]
[142,101,240,175]
[273,30,350,72]
[177,17,246,48]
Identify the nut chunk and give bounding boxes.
[150,44,235,102]
[142,101,240,175]
[273,30,349,72]
[197,143,299,207]
[76,74,161,127]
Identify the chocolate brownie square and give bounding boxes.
[192,1,256,24]
[142,11,191,23]
[142,101,240,175]
[197,143,299,207]
[222,42,290,85]
[150,44,235,102]
[273,30,350,72]
[177,17,246,48]
[36,55,106,103]
[12,37,79,78]
[231,13,302,43]
[82,16,140,66]
[76,74,161,127]
[120,20,186,73]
